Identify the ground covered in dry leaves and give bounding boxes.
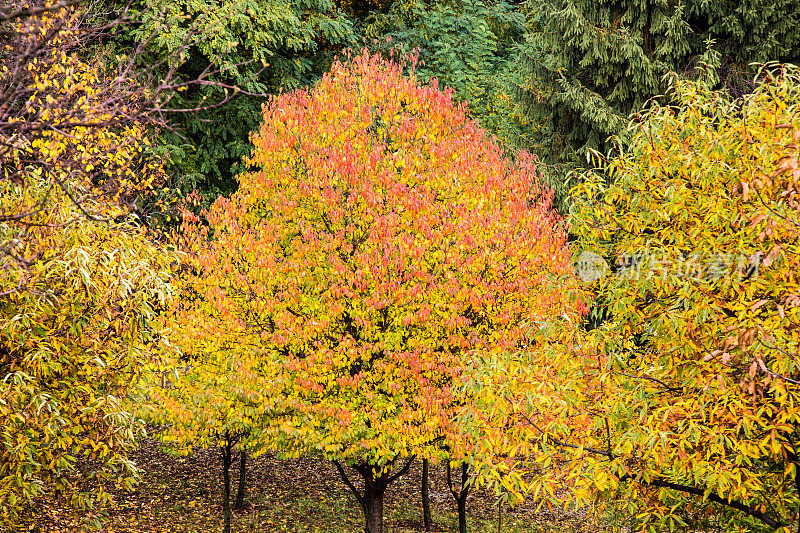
[30,438,599,533]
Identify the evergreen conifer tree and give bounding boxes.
[511,0,800,184]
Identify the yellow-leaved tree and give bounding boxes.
[1,4,176,528]
[466,60,800,532]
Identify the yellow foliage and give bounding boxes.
[565,64,800,530]
[0,5,175,529]
[461,63,800,531]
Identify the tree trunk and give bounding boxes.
[234,450,247,510]
[362,476,386,533]
[457,463,469,533]
[447,461,470,533]
[221,434,233,533]
[795,459,800,533]
[457,497,467,533]
[422,458,432,530]
[333,457,415,533]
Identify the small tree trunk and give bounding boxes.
[795,460,800,533]
[447,462,470,533]
[234,450,247,510]
[422,458,432,530]
[457,464,469,533]
[221,434,233,533]
[457,497,467,533]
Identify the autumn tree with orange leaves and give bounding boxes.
[166,50,583,533]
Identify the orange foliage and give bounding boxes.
[170,50,581,480]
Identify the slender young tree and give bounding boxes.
[422,458,433,530]
[147,335,272,533]
[234,450,247,510]
[447,462,471,533]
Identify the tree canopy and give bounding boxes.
[0,5,176,527]
[170,49,583,533]
[468,62,800,533]
[123,0,357,201]
[509,0,800,195]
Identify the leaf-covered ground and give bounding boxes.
[30,438,599,532]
